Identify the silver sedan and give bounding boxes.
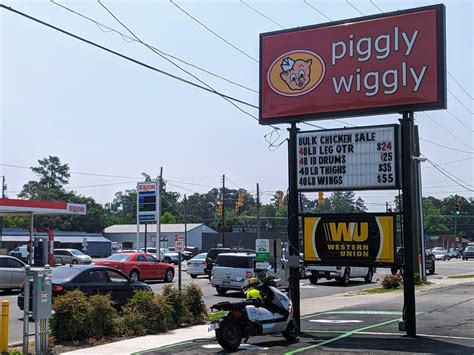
[0,256,26,291]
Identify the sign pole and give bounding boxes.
[136,188,140,251]
[178,252,182,292]
[400,111,417,338]
[288,122,301,332]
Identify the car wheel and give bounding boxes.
[54,257,63,266]
[364,268,374,283]
[72,259,78,264]
[429,265,435,275]
[309,272,318,285]
[216,287,227,296]
[129,270,140,282]
[299,267,306,279]
[190,274,198,279]
[339,268,350,286]
[164,268,174,283]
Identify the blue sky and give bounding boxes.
[1,0,472,210]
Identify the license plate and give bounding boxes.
[222,281,231,286]
[208,322,220,331]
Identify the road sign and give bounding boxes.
[255,239,270,262]
[137,182,158,223]
[175,235,184,253]
[297,125,399,191]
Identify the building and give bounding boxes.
[103,223,217,250]
[0,228,112,257]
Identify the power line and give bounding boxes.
[448,89,474,114]
[96,0,260,125]
[169,0,258,63]
[0,5,259,110]
[420,138,474,155]
[240,0,285,29]
[422,157,474,169]
[447,71,474,100]
[446,110,473,132]
[425,158,473,192]
[369,0,384,13]
[50,0,258,95]
[422,112,473,150]
[303,0,333,21]
[345,0,365,16]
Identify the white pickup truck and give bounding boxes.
[306,265,375,285]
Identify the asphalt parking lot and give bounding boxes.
[134,282,474,354]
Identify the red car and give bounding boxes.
[96,253,175,283]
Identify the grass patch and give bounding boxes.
[207,311,227,322]
[362,287,401,294]
[447,274,474,279]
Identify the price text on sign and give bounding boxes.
[297,125,399,191]
[175,236,184,253]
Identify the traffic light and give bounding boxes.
[235,203,241,214]
[455,201,461,215]
[317,191,324,206]
[278,191,285,208]
[217,201,224,217]
[235,191,244,214]
[387,207,393,213]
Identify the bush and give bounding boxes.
[51,290,92,342]
[89,294,122,338]
[162,285,192,327]
[183,284,208,325]
[122,290,172,336]
[381,274,403,289]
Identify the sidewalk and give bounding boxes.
[63,276,474,354]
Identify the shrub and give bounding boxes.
[381,274,403,289]
[89,294,121,338]
[183,284,208,324]
[162,285,192,327]
[122,290,172,336]
[50,290,92,342]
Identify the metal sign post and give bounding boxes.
[400,112,417,337]
[175,235,184,291]
[288,123,301,332]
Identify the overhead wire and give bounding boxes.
[448,89,474,114]
[345,0,366,16]
[169,0,259,63]
[422,112,473,150]
[369,0,384,13]
[49,0,258,94]
[419,138,474,155]
[240,0,285,29]
[96,0,263,127]
[445,111,473,132]
[302,0,333,21]
[447,71,474,100]
[424,158,473,192]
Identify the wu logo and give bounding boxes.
[324,222,369,242]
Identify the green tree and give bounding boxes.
[328,191,367,213]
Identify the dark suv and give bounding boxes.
[391,248,435,275]
[204,247,254,278]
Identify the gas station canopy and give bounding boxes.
[0,198,87,216]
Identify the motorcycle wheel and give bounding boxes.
[282,321,299,341]
[215,318,242,352]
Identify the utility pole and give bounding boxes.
[1,176,5,198]
[184,194,188,247]
[386,201,389,212]
[222,174,225,247]
[157,167,163,260]
[256,183,261,239]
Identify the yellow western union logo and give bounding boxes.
[328,222,368,242]
[304,217,321,262]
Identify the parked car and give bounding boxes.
[391,248,436,275]
[186,253,207,278]
[8,245,30,261]
[140,248,179,264]
[447,249,462,259]
[204,247,254,278]
[95,253,174,282]
[54,249,92,265]
[18,265,151,310]
[211,253,256,295]
[0,256,26,291]
[433,249,448,261]
[306,265,375,285]
[166,247,192,261]
[462,246,474,260]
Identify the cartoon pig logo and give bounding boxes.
[279,57,312,91]
[267,50,325,97]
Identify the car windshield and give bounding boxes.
[107,255,130,261]
[465,247,474,252]
[70,250,85,256]
[52,267,83,282]
[215,255,254,268]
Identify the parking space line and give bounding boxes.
[285,317,401,355]
[356,332,474,341]
[131,340,195,354]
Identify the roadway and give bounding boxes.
[1,258,473,345]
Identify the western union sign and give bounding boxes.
[303,213,395,266]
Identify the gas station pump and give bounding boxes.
[32,228,55,266]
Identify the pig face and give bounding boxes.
[280,59,312,90]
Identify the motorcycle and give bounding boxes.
[209,272,298,351]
